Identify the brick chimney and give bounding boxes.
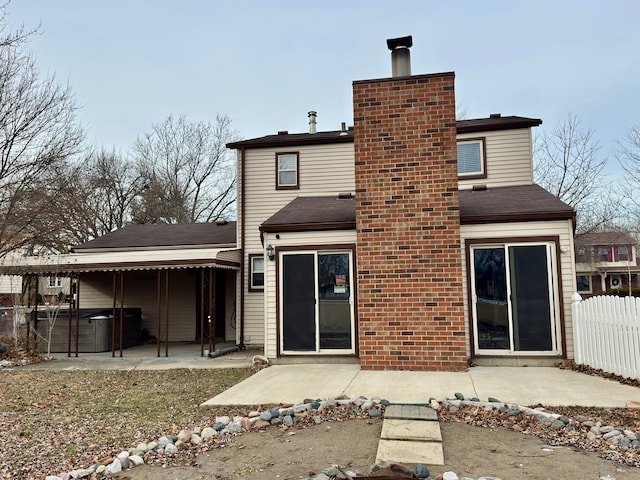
[353,38,467,371]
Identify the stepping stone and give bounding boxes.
[381,418,442,442]
[376,439,445,465]
[384,404,438,421]
[376,404,444,465]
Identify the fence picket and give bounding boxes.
[573,295,640,379]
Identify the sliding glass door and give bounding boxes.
[281,250,355,354]
[471,242,559,355]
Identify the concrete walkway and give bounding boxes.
[203,364,640,408]
[18,346,640,408]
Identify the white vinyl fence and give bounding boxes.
[573,295,640,379]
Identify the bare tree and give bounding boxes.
[0,4,84,256]
[617,125,640,236]
[131,114,238,224]
[50,149,146,248]
[534,114,612,233]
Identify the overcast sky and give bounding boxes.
[6,1,639,173]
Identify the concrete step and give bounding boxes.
[381,418,442,442]
[376,405,444,466]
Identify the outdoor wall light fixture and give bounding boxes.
[266,244,275,261]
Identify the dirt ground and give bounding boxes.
[115,418,640,480]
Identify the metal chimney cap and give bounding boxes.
[387,35,413,50]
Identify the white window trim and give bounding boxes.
[250,256,265,290]
[617,245,629,262]
[598,246,609,262]
[276,152,299,188]
[457,139,485,177]
[48,276,62,288]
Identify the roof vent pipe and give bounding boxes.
[387,35,413,77]
[308,111,317,134]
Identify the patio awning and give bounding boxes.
[0,247,241,276]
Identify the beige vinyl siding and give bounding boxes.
[458,128,534,190]
[460,219,576,359]
[0,275,21,296]
[79,270,197,342]
[242,143,355,348]
[261,229,357,358]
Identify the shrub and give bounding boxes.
[603,288,640,298]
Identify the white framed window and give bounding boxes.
[276,152,299,189]
[457,139,485,177]
[617,245,629,261]
[48,276,62,288]
[576,275,592,293]
[598,246,609,262]
[249,255,264,290]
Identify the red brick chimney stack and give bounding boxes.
[353,36,467,371]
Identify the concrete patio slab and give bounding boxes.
[202,364,361,406]
[203,365,640,408]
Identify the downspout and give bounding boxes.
[239,146,246,349]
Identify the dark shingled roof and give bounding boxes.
[575,231,637,246]
[260,196,356,233]
[227,115,542,149]
[458,184,574,224]
[72,221,236,251]
[259,186,574,233]
[227,130,354,149]
[456,115,542,134]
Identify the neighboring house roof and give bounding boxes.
[575,231,637,247]
[226,115,542,149]
[259,185,574,233]
[72,221,236,252]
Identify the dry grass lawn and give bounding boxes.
[0,368,253,479]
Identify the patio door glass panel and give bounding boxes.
[509,245,553,351]
[282,253,315,351]
[473,247,510,350]
[318,253,352,349]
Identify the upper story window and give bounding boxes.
[48,277,62,288]
[617,245,629,261]
[276,152,299,190]
[457,139,486,178]
[597,246,609,262]
[249,255,265,290]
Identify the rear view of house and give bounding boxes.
[0,36,577,369]
[229,36,577,370]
